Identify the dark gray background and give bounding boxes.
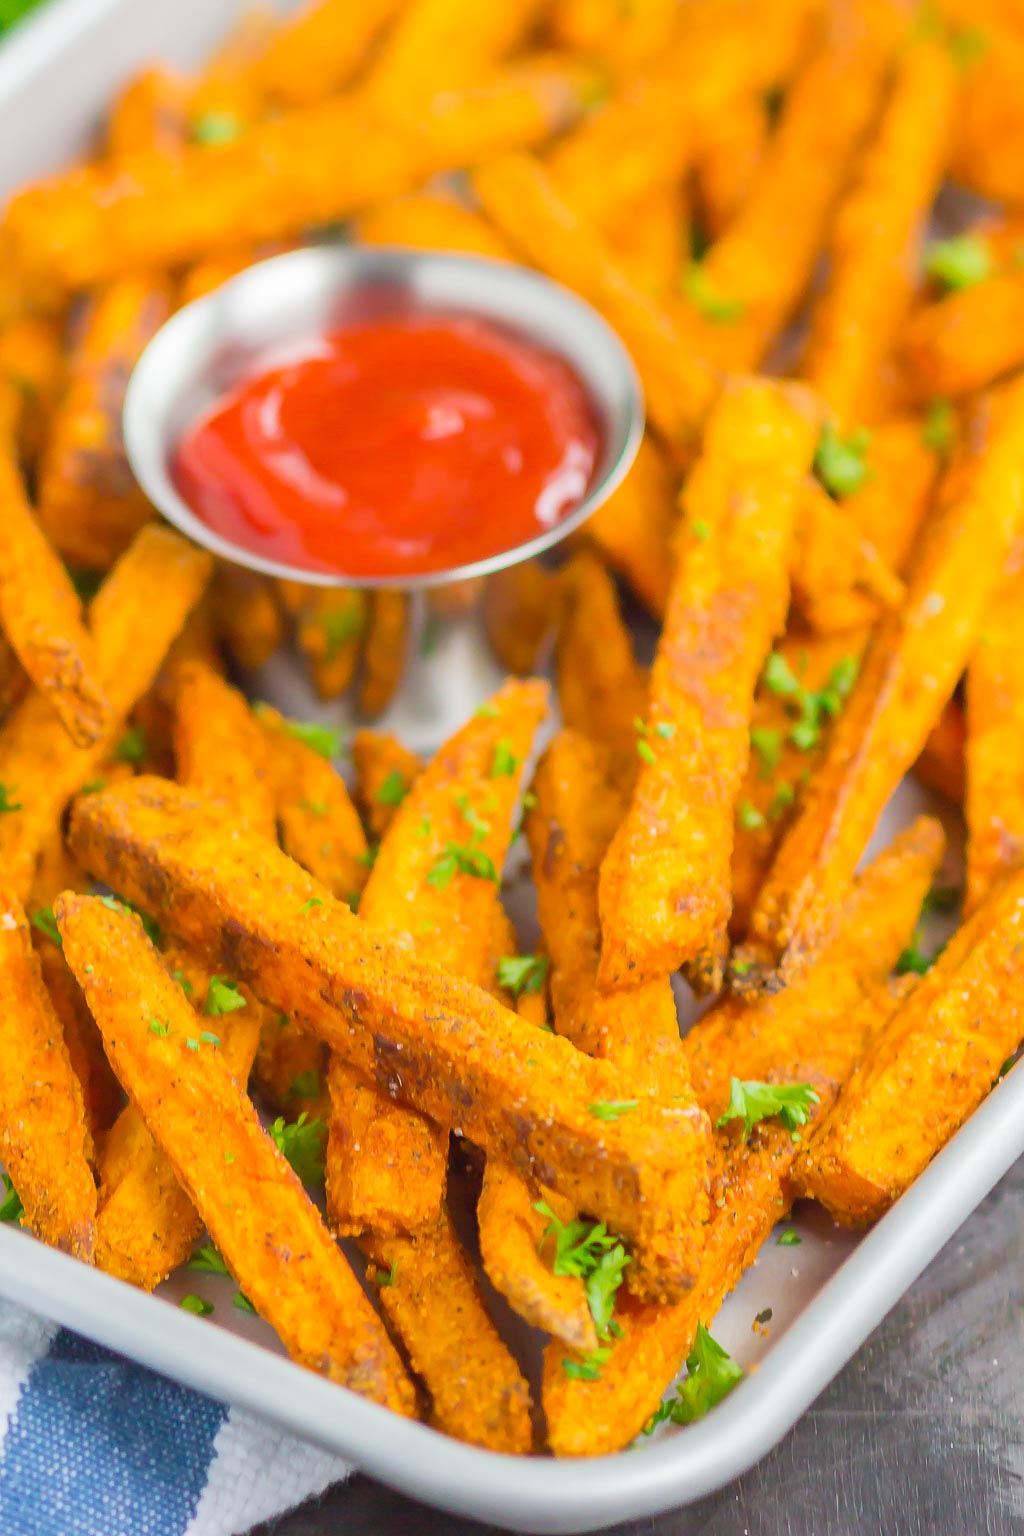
[258,1159,1024,1536]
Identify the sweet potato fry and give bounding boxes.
[603,182,687,300]
[358,191,517,261]
[914,696,966,805]
[128,601,223,779]
[693,90,767,239]
[548,0,680,81]
[473,152,718,460]
[483,560,561,675]
[949,18,1024,204]
[296,588,368,701]
[598,379,819,993]
[211,565,285,672]
[0,313,64,469]
[106,66,188,159]
[69,776,711,1291]
[790,476,906,631]
[362,0,546,116]
[351,729,422,840]
[964,552,1024,913]
[255,701,369,905]
[55,892,414,1414]
[738,378,1024,988]
[581,433,679,618]
[902,268,1024,403]
[0,387,111,746]
[0,878,95,1259]
[173,661,276,839]
[801,36,956,426]
[253,1009,328,1119]
[0,524,211,901]
[36,275,175,570]
[328,679,548,1237]
[5,62,596,292]
[556,551,647,770]
[244,0,401,109]
[358,591,407,718]
[794,863,1024,1225]
[184,8,278,131]
[545,820,939,1453]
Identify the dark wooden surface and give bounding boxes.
[258,1158,1024,1536]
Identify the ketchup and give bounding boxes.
[172,313,600,579]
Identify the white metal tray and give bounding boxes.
[0,4,1020,1531]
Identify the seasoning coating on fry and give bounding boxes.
[556,552,647,771]
[483,560,561,676]
[173,661,276,839]
[56,892,415,1414]
[598,379,819,993]
[965,554,1024,914]
[358,591,408,718]
[582,434,678,618]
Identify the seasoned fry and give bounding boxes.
[296,588,368,701]
[0,313,64,468]
[903,268,1024,402]
[256,701,369,904]
[914,697,966,805]
[4,62,597,292]
[0,385,111,746]
[0,524,211,901]
[245,0,401,109]
[184,7,277,130]
[791,476,906,629]
[69,776,712,1290]
[483,560,561,675]
[351,729,422,840]
[738,379,1024,988]
[801,37,956,425]
[173,661,276,839]
[474,152,718,460]
[548,0,679,81]
[328,679,547,1237]
[358,192,517,261]
[36,275,175,569]
[0,878,96,1259]
[598,379,819,993]
[581,433,678,618]
[693,91,767,239]
[253,1008,328,1119]
[362,0,546,116]
[965,552,1024,914]
[211,565,286,672]
[556,552,647,769]
[603,182,687,299]
[56,892,415,1413]
[949,19,1024,204]
[794,865,1024,1225]
[106,66,187,159]
[358,591,408,718]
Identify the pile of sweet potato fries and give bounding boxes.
[1,0,1024,1459]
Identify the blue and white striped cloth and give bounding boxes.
[0,1301,349,1535]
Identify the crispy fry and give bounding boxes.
[546,820,939,1454]
[801,37,956,425]
[483,560,561,675]
[185,7,277,129]
[363,1206,532,1452]
[581,434,679,618]
[548,0,680,80]
[0,878,95,1259]
[211,565,286,672]
[0,387,111,746]
[0,524,211,901]
[253,1008,328,1119]
[791,475,906,629]
[598,379,819,993]
[556,552,647,769]
[5,62,597,292]
[474,152,717,460]
[914,696,965,805]
[106,66,188,158]
[794,865,1024,1225]
[173,661,276,839]
[245,0,401,109]
[129,601,223,779]
[358,591,408,718]
[296,588,368,701]
[738,379,1024,987]
[56,892,415,1414]
[965,551,1024,913]
[255,701,369,904]
[36,275,175,569]
[362,0,546,116]
[358,192,517,261]
[328,679,547,1237]
[603,181,687,299]
[69,776,711,1290]
[693,90,767,239]
[949,19,1024,204]
[902,268,1024,402]
[351,729,422,841]
[0,313,64,468]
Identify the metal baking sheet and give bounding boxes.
[0,4,1016,1531]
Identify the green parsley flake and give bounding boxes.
[497,953,549,999]
[375,771,409,807]
[113,726,147,764]
[287,1069,321,1102]
[769,782,795,819]
[30,907,61,947]
[922,399,954,456]
[171,970,194,998]
[636,738,656,766]
[588,1100,639,1121]
[205,976,247,1018]
[148,1016,173,1037]
[924,234,993,293]
[234,1292,256,1314]
[298,897,324,914]
[561,1346,613,1382]
[298,798,329,819]
[189,1243,230,1275]
[255,704,343,761]
[692,518,711,541]
[814,422,872,499]
[643,1324,743,1431]
[320,601,365,659]
[191,111,242,146]
[270,1112,327,1186]
[0,1173,23,1224]
[655,722,676,740]
[180,1294,214,1316]
[682,263,743,323]
[427,842,498,889]
[99,894,161,946]
[777,1228,802,1247]
[79,778,106,796]
[750,727,782,776]
[716,1077,819,1138]
[737,800,765,831]
[476,703,499,719]
[376,1261,398,1288]
[0,784,21,814]
[490,738,519,778]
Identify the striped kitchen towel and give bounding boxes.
[0,1301,349,1535]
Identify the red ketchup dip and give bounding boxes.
[172,312,601,580]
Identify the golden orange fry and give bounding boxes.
[0,313,64,469]
[965,550,1024,914]
[693,89,767,239]
[362,0,546,117]
[790,476,906,632]
[603,181,688,300]
[483,559,561,676]
[173,661,276,839]
[296,588,368,701]
[903,269,1024,403]
[243,0,402,110]
[358,591,408,718]
[556,551,647,771]
[211,565,286,672]
[358,191,517,261]
[581,434,679,619]
[106,66,188,159]
[914,696,965,805]
[351,729,422,841]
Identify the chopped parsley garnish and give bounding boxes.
[922,884,961,917]
[777,1228,802,1247]
[924,233,992,293]
[761,650,858,752]
[113,725,147,764]
[189,1243,230,1276]
[716,1077,819,1138]
[148,1016,173,1037]
[79,778,106,796]
[522,791,538,811]
[298,896,324,914]
[692,518,711,541]
[376,1261,398,1288]
[204,976,246,1017]
[814,422,872,499]
[588,1100,639,1121]
[682,263,742,323]
[180,1294,214,1316]
[949,25,989,70]
[0,783,21,814]
[561,1346,613,1381]
[270,1112,327,1186]
[375,771,409,807]
[233,1292,256,1314]
[171,969,194,997]
[199,1031,221,1049]
[497,953,549,999]
[99,894,161,946]
[490,738,519,778]
[750,727,782,777]
[30,907,61,947]
[191,111,242,146]
[769,782,796,819]
[642,1324,743,1431]
[287,1069,321,1102]
[895,937,933,976]
[655,722,675,740]
[299,798,328,819]
[922,399,954,456]
[0,1173,22,1224]
[737,800,765,832]
[255,704,343,761]
[636,738,656,766]
[476,702,499,719]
